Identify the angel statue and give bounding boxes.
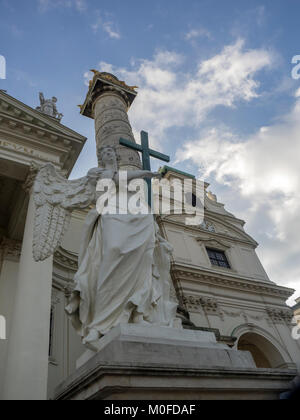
[33,146,180,347]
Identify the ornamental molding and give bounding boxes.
[0,136,59,166]
[92,85,132,110]
[183,294,224,319]
[222,308,271,325]
[266,307,293,324]
[54,247,78,272]
[200,220,216,233]
[196,236,230,251]
[88,71,138,94]
[51,288,61,305]
[183,293,287,326]
[172,264,294,300]
[23,162,40,193]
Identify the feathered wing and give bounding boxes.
[33,163,96,262]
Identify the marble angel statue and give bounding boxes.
[33,146,180,347]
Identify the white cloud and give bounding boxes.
[74,0,86,12]
[176,95,300,305]
[37,0,86,13]
[91,14,121,39]
[102,21,121,39]
[185,28,211,40]
[10,24,23,38]
[256,5,265,26]
[86,39,271,149]
[82,40,300,304]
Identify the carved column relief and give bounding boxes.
[170,267,186,308]
[49,289,61,364]
[22,162,40,193]
[93,91,141,169]
[266,308,293,325]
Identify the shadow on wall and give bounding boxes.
[237,332,286,369]
[281,376,300,399]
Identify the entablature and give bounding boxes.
[171,262,294,300]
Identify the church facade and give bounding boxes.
[0,85,299,400]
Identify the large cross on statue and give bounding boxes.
[120,131,170,207]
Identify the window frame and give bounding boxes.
[206,247,231,269]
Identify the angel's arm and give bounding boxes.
[114,170,161,184]
[39,92,45,105]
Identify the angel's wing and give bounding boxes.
[33,163,96,262]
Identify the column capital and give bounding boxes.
[22,162,40,193]
[0,236,22,273]
[79,71,138,119]
[91,85,131,114]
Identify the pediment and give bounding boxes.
[0,91,86,140]
[208,216,258,246]
[160,212,258,247]
[0,91,86,175]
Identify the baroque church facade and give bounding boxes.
[0,80,299,400]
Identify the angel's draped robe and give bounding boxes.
[70,186,178,339]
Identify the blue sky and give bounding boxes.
[1,0,300,303]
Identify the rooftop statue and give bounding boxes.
[36,92,63,121]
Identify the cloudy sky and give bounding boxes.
[0,0,299,304]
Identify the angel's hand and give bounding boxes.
[100,169,116,180]
[152,171,162,179]
[143,171,162,179]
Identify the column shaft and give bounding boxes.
[93,92,141,169]
[3,193,53,400]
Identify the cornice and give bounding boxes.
[0,110,84,147]
[172,263,294,299]
[0,91,86,140]
[161,215,257,248]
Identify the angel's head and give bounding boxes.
[97,146,118,168]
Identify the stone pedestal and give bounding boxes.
[54,325,296,400]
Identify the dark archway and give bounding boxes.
[237,332,286,369]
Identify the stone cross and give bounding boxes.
[120,131,170,207]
